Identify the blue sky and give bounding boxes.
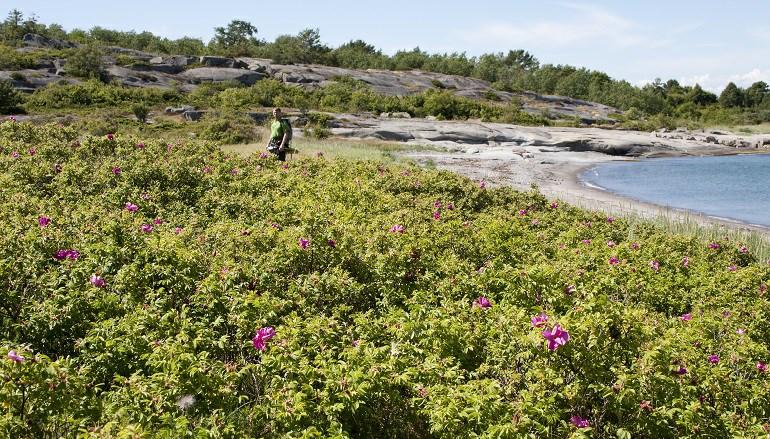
[10,0,770,92]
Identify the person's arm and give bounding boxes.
[279,131,289,151]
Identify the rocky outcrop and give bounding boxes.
[179,67,265,85]
[22,33,77,49]
[328,116,762,157]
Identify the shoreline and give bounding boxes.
[541,158,770,237]
[402,147,770,238]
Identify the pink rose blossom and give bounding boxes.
[327,239,336,248]
[432,211,441,220]
[7,351,24,363]
[564,285,576,295]
[112,167,121,175]
[90,274,106,288]
[54,249,80,261]
[106,133,114,141]
[479,180,486,189]
[609,256,620,265]
[677,365,688,375]
[682,256,690,267]
[708,354,720,364]
[28,148,36,156]
[740,246,749,254]
[473,296,492,309]
[570,415,590,428]
[11,151,19,158]
[649,260,660,272]
[757,362,768,373]
[136,142,145,149]
[252,326,276,351]
[607,241,615,248]
[581,239,591,245]
[728,265,737,272]
[736,328,745,335]
[607,216,615,223]
[38,216,51,227]
[125,202,138,213]
[680,313,692,321]
[542,324,569,351]
[174,227,183,234]
[531,313,548,328]
[550,202,558,209]
[519,209,527,216]
[631,242,640,250]
[299,238,310,249]
[709,242,720,250]
[389,224,405,234]
[140,224,153,233]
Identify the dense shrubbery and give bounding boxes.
[1,121,769,437]
[0,79,23,113]
[24,80,181,109]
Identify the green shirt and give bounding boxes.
[270,119,289,141]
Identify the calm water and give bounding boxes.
[581,154,770,227]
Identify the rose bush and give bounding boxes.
[1,121,769,437]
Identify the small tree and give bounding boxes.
[719,82,744,108]
[66,44,106,80]
[210,20,260,56]
[131,103,149,123]
[0,79,23,114]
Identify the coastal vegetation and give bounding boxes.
[2,121,770,437]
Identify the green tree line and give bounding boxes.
[2,9,770,125]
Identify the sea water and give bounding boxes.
[581,154,770,227]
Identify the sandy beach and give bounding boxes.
[402,146,770,238]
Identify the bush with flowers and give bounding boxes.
[1,120,769,438]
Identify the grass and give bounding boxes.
[222,136,422,162]
[712,123,770,135]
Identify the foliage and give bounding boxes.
[25,80,181,109]
[209,20,261,57]
[1,121,769,437]
[0,79,23,113]
[131,102,149,123]
[63,44,105,80]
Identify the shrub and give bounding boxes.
[131,103,150,123]
[64,44,106,80]
[0,79,23,113]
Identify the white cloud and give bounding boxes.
[457,3,666,50]
[727,68,770,87]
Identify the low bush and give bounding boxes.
[0,121,769,437]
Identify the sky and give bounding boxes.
[10,0,770,92]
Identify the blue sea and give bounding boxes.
[580,154,770,227]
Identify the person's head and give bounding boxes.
[272,108,282,119]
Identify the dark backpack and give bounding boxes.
[281,118,293,144]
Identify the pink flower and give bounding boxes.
[739,246,749,254]
[434,201,442,209]
[760,283,767,294]
[38,216,51,227]
[581,239,591,245]
[728,265,737,272]
[106,133,114,141]
[327,239,336,248]
[7,351,24,363]
[202,166,212,174]
[570,415,590,428]
[473,296,492,309]
[136,142,145,149]
[531,312,548,328]
[112,167,121,175]
[708,242,720,250]
[54,249,80,261]
[446,202,454,210]
[124,202,138,213]
[230,168,239,175]
[607,241,615,248]
[299,238,310,249]
[677,365,688,375]
[757,362,768,373]
[140,193,150,200]
[519,209,527,216]
[11,151,19,158]
[609,256,620,265]
[140,224,153,233]
[708,354,720,364]
[682,256,690,267]
[174,227,183,234]
[649,260,660,272]
[550,202,558,209]
[90,274,106,288]
[631,242,640,250]
[259,151,269,159]
[564,285,576,295]
[722,310,731,318]
[153,218,163,225]
[432,211,441,220]
[270,222,281,230]
[28,148,36,156]
[607,216,615,223]
[681,313,692,321]
[639,400,653,412]
[389,224,405,234]
[542,324,569,351]
[736,328,745,335]
[252,326,276,351]
[316,151,324,158]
